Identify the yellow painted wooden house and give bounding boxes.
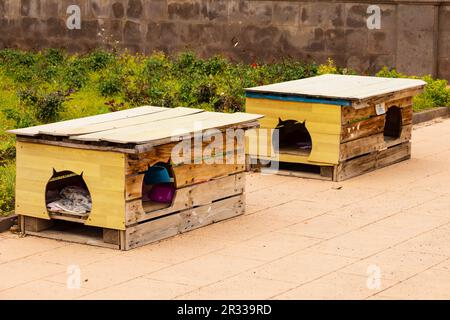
[245,74,426,181]
[9,107,262,250]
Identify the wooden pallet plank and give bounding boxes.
[103,228,120,245]
[352,88,423,109]
[376,142,411,169]
[173,163,246,189]
[23,216,54,232]
[125,173,245,226]
[339,133,384,161]
[341,115,385,143]
[342,96,413,124]
[125,133,245,176]
[335,142,411,181]
[401,106,413,126]
[25,229,119,250]
[125,194,245,250]
[125,163,246,201]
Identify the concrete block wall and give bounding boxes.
[0,0,449,80]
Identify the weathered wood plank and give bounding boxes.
[125,194,245,250]
[103,228,120,245]
[25,229,119,250]
[125,163,246,201]
[342,96,414,124]
[341,115,385,143]
[125,133,245,176]
[335,142,411,181]
[16,136,136,154]
[353,87,423,109]
[23,216,54,232]
[335,152,377,181]
[377,142,411,169]
[401,106,413,126]
[125,173,245,225]
[339,133,384,161]
[174,163,246,188]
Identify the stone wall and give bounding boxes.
[0,0,449,80]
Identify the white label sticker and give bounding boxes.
[375,103,386,115]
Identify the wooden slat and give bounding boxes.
[25,228,119,250]
[135,121,259,153]
[16,136,136,154]
[125,194,245,250]
[342,96,413,124]
[74,112,263,144]
[125,163,245,201]
[376,142,411,168]
[125,132,245,175]
[335,142,411,181]
[62,107,204,136]
[339,133,384,161]
[353,88,422,109]
[173,163,246,188]
[23,216,54,232]
[125,173,245,226]
[103,229,120,245]
[8,106,165,137]
[341,115,385,143]
[401,106,413,126]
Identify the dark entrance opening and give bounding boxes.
[384,106,402,141]
[45,170,92,219]
[274,118,312,156]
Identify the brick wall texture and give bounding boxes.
[0,0,449,80]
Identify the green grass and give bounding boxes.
[0,49,449,216]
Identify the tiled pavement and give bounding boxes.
[1,118,450,300]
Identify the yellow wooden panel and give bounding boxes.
[15,141,126,230]
[246,98,341,165]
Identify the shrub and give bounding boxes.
[99,74,123,96]
[63,60,89,89]
[0,162,15,215]
[85,50,115,71]
[376,67,450,111]
[18,88,66,123]
[43,48,65,66]
[35,91,66,122]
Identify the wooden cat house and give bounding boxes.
[245,74,426,181]
[9,106,262,250]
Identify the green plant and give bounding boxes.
[63,60,89,89]
[17,88,66,123]
[85,50,115,71]
[376,67,450,111]
[0,162,15,215]
[99,75,123,96]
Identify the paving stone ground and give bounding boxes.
[1,118,450,300]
